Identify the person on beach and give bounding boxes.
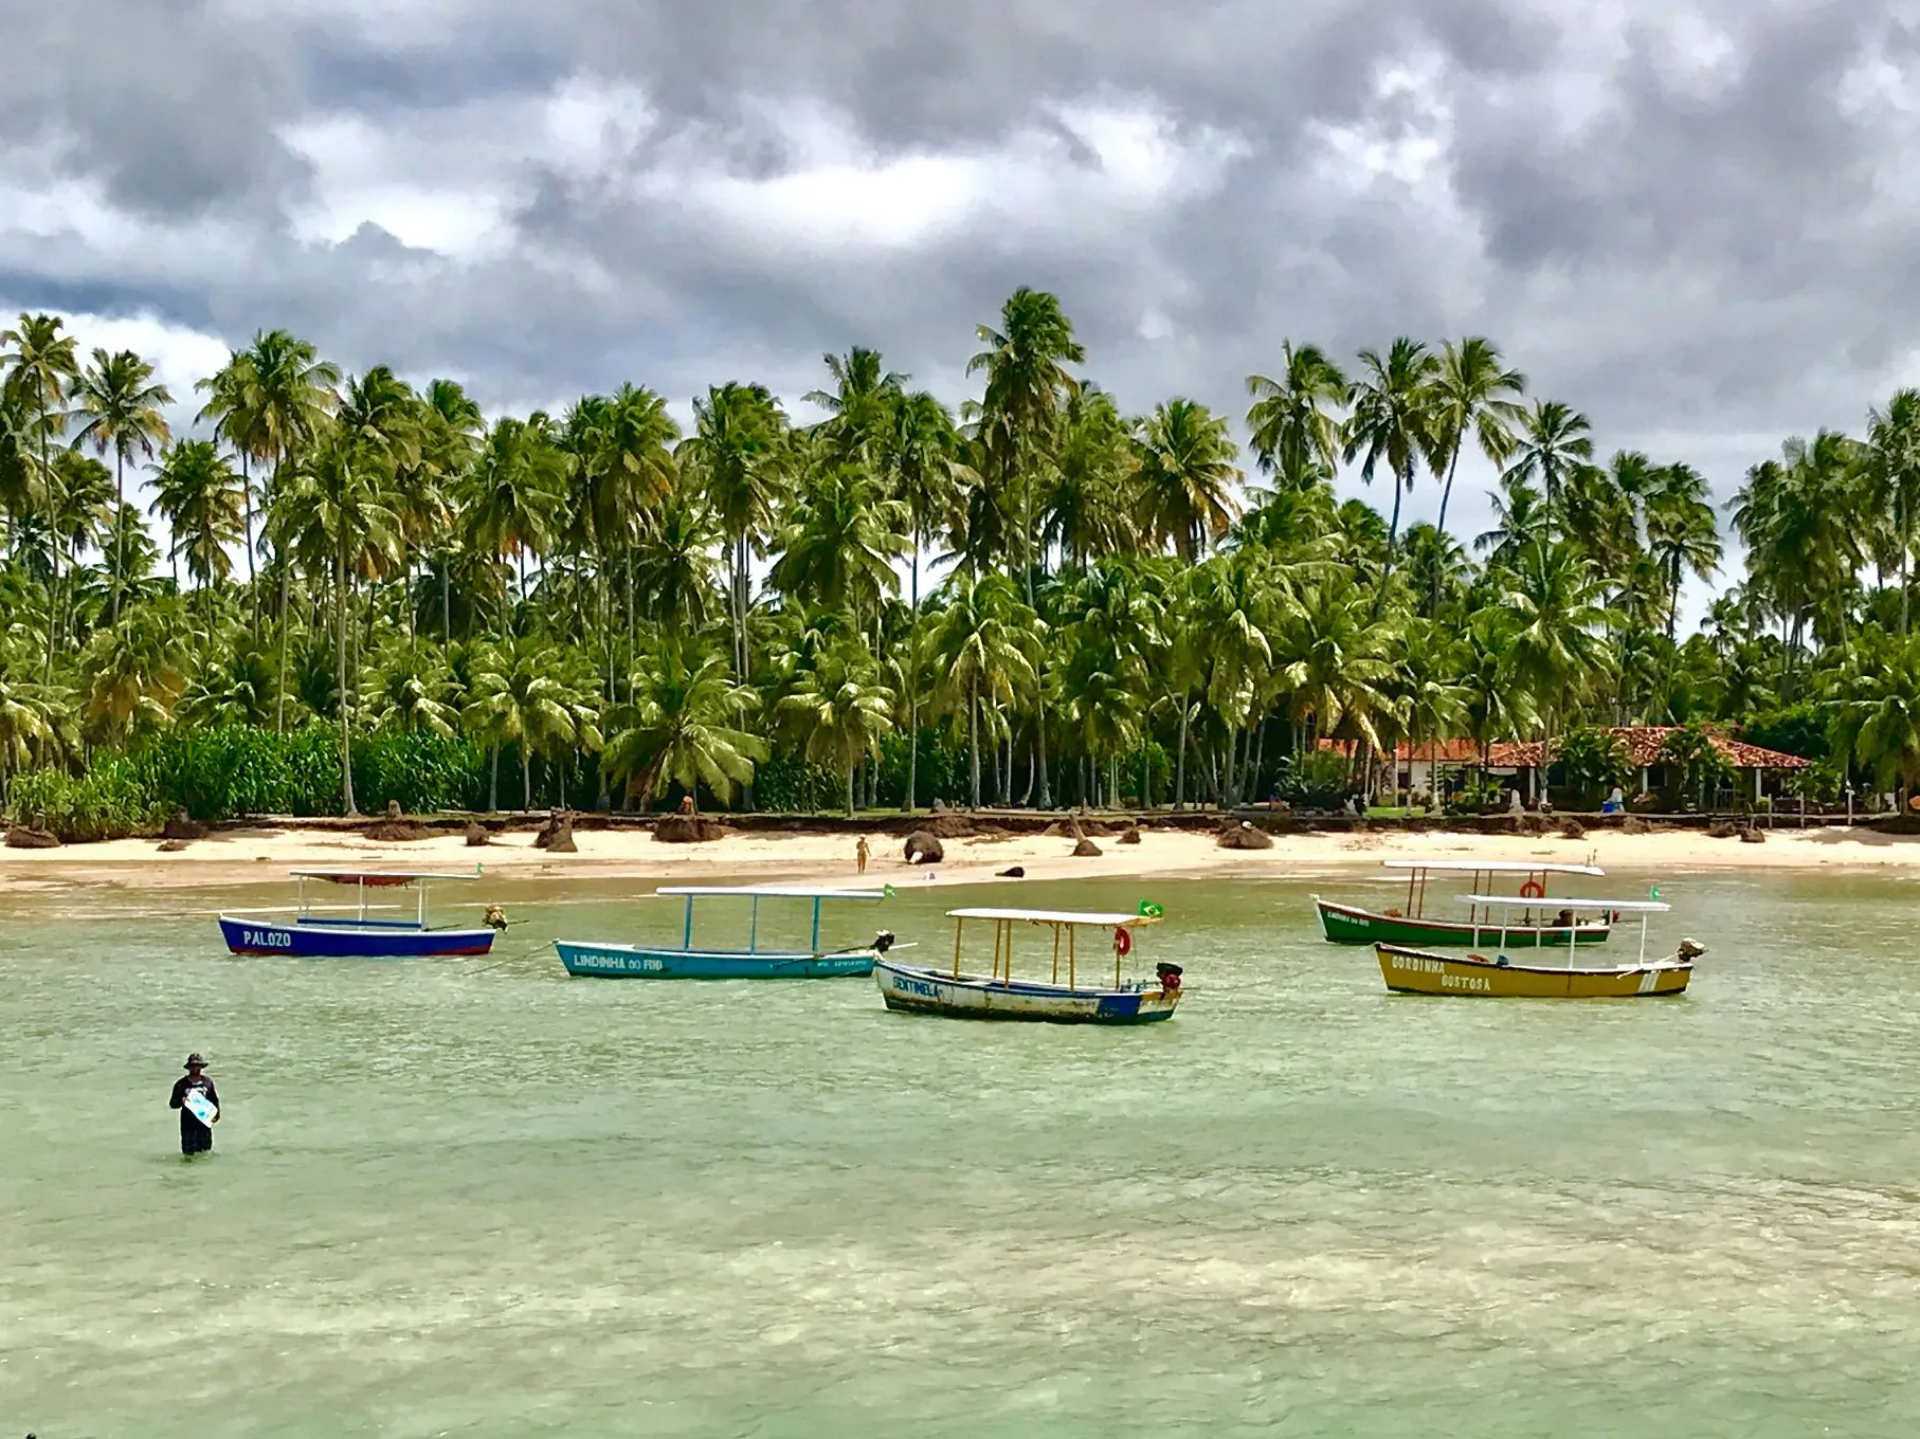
[168,1054,220,1156]
[856,835,870,875]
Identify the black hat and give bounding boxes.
[183,1053,207,1069]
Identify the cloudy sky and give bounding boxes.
[3,0,1914,608]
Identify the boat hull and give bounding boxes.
[873,959,1181,1024]
[218,916,496,958]
[1374,943,1692,998]
[1316,898,1610,947]
[554,942,878,979]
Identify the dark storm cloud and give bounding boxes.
[0,0,309,217]
[2,0,1916,538]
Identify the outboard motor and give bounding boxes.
[484,903,508,932]
[874,930,895,954]
[1154,961,1183,993]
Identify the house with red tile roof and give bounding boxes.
[1319,727,1808,801]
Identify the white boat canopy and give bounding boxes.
[656,884,889,900]
[1383,859,1604,877]
[947,907,1162,927]
[1459,894,1669,912]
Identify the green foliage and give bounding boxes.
[1658,725,1736,810]
[128,722,485,819]
[7,756,164,840]
[1555,726,1632,807]
[1274,748,1351,809]
[875,729,967,810]
[752,750,845,813]
[1740,703,1828,761]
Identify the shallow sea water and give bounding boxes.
[5,867,1920,1436]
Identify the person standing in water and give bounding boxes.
[856,835,870,875]
[169,1053,220,1156]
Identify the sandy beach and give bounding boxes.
[4,819,1919,895]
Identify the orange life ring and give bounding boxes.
[1113,926,1132,958]
[1518,880,1545,900]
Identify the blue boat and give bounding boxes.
[218,868,498,958]
[554,884,893,979]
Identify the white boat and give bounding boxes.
[874,906,1180,1025]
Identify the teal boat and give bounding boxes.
[555,884,894,979]
[1314,859,1613,947]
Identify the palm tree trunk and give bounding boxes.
[489,743,500,812]
[1174,702,1189,810]
[336,540,358,815]
[111,450,125,623]
[844,763,857,820]
[242,453,258,639]
[1903,490,1912,638]
[905,697,918,813]
[968,688,981,809]
[276,567,291,734]
[521,743,533,813]
[1434,449,1463,551]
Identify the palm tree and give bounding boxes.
[603,647,768,809]
[1830,628,1920,802]
[1245,342,1348,487]
[1429,337,1527,545]
[358,636,458,737]
[1132,399,1241,562]
[1045,386,1137,566]
[805,347,906,461]
[1862,389,1920,635]
[273,431,403,814]
[80,596,193,742]
[969,289,1084,582]
[926,573,1040,808]
[1499,538,1615,752]
[1504,400,1594,515]
[1342,338,1440,590]
[1643,463,1721,639]
[467,635,599,811]
[969,287,1084,807]
[681,382,787,677]
[774,639,896,817]
[462,415,568,634]
[68,348,173,620]
[148,439,245,620]
[768,461,908,621]
[231,331,340,721]
[1,315,80,651]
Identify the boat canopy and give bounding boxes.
[1383,859,1604,877]
[1460,894,1668,912]
[656,884,888,900]
[946,907,1162,928]
[658,882,889,952]
[290,867,482,886]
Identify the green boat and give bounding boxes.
[1314,859,1613,947]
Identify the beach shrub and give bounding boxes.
[753,750,844,812]
[1556,726,1633,809]
[7,757,166,841]
[351,730,488,814]
[1273,749,1351,810]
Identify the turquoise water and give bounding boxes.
[5,870,1920,1436]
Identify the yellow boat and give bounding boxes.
[1374,896,1699,998]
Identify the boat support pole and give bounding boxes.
[749,897,759,955]
[953,918,963,978]
[811,897,822,955]
[1068,925,1077,989]
[683,894,694,951]
[1051,925,1061,983]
